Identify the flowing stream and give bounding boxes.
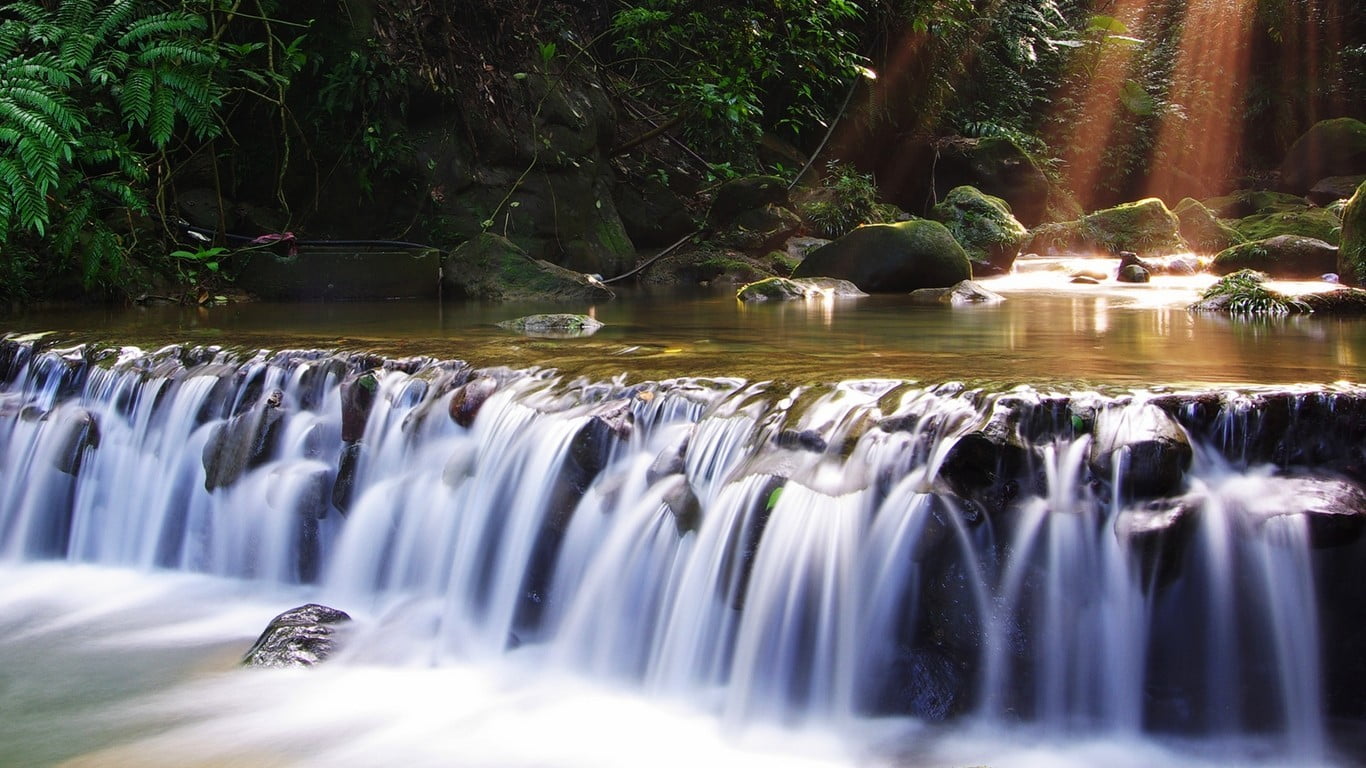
[0,333,1362,767]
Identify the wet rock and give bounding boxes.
[1340,178,1366,285]
[202,390,286,491]
[1212,235,1340,279]
[47,407,100,476]
[242,604,352,668]
[646,430,690,486]
[1307,175,1366,206]
[1089,403,1192,500]
[909,280,1005,305]
[1115,495,1202,589]
[1243,476,1366,548]
[1070,275,1101,285]
[1174,197,1244,253]
[1117,264,1151,283]
[496,313,604,338]
[866,646,967,720]
[448,377,498,428]
[792,220,972,293]
[442,233,615,302]
[735,276,866,302]
[937,403,1029,520]
[774,428,828,453]
[714,203,802,252]
[330,442,362,515]
[660,474,702,535]
[340,371,379,443]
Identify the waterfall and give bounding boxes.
[0,338,1363,761]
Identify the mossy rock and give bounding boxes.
[929,186,1028,275]
[442,233,615,302]
[1211,235,1340,279]
[1340,179,1366,285]
[1277,118,1366,195]
[1174,197,1245,253]
[714,203,801,251]
[736,276,867,302]
[1201,190,1309,219]
[791,219,971,293]
[1190,270,1311,315]
[496,313,604,337]
[1301,288,1366,314]
[1230,207,1342,245]
[639,244,779,287]
[1078,198,1187,255]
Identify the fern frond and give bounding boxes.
[118,12,206,48]
[82,225,124,288]
[52,191,94,257]
[88,49,130,86]
[88,176,146,210]
[93,0,140,42]
[1,82,84,134]
[1,2,48,24]
[59,30,98,69]
[147,86,175,147]
[54,0,94,35]
[137,41,218,68]
[0,156,49,235]
[119,68,153,124]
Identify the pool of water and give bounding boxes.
[4,265,1362,389]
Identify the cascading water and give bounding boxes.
[0,337,1363,766]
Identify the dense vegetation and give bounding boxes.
[1,0,1363,302]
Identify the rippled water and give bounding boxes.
[5,266,1362,388]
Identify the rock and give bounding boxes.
[442,234,615,303]
[1118,250,1153,271]
[612,173,697,248]
[1242,476,1366,548]
[496,313,604,337]
[707,176,791,227]
[47,407,100,476]
[1117,264,1150,283]
[909,279,1005,305]
[1211,235,1340,279]
[1071,275,1100,284]
[1082,198,1187,255]
[735,276,866,301]
[1190,269,1311,315]
[1300,288,1366,314]
[1115,495,1201,589]
[868,646,967,721]
[791,219,972,293]
[242,604,352,668]
[1089,402,1192,500]
[339,371,378,443]
[1277,118,1366,196]
[785,236,830,263]
[330,441,362,515]
[1202,189,1309,219]
[202,390,286,491]
[928,185,1028,275]
[774,428,828,453]
[1174,197,1244,253]
[448,377,498,428]
[1340,179,1366,285]
[1231,207,1342,246]
[1307,175,1366,206]
[887,136,1051,226]
[714,203,801,251]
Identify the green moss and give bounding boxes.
[1231,208,1341,245]
[1212,234,1340,278]
[1174,197,1244,253]
[929,185,1028,273]
[1191,270,1311,316]
[1202,190,1309,218]
[1336,179,1366,285]
[1079,198,1187,254]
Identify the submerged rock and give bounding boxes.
[735,276,866,301]
[792,219,972,293]
[339,371,378,443]
[909,279,1005,305]
[1115,495,1202,589]
[448,376,499,428]
[242,603,352,668]
[496,313,604,338]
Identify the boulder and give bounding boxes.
[442,233,615,302]
[707,176,790,227]
[1231,207,1342,246]
[909,279,1005,305]
[735,276,866,302]
[887,136,1051,226]
[1202,189,1309,219]
[1211,235,1340,279]
[1308,175,1366,206]
[1089,402,1192,500]
[448,376,498,428]
[1301,288,1366,314]
[928,185,1028,275]
[496,313,603,337]
[612,174,697,248]
[1241,476,1366,549]
[1174,197,1244,253]
[1080,198,1186,255]
[1277,118,1366,196]
[1340,179,1366,285]
[791,219,972,293]
[242,604,352,668]
[1117,264,1150,283]
[1115,494,1202,589]
[714,203,802,251]
[339,371,378,444]
[202,390,286,491]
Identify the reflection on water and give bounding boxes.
[4,274,1362,388]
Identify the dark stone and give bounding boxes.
[242,604,352,668]
[47,407,100,476]
[1244,476,1366,549]
[928,185,1027,274]
[330,442,362,515]
[1089,403,1192,500]
[885,136,1051,227]
[1277,118,1366,196]
[791,220,971,293]
[202,390,286,491]
[339,371,378,443]
[1308,174,1366,206]
[441,234,615,302]
[909,280,1005,305]
[661,474,702,535]
[1117,264,1150,283]
[1212,235,1340,279]
[613,174,697,248]
[1115,495,1201,589]
[714,204,801,252]
[707,176,790,228]
[774,428,827,453]
[449,376,498,428]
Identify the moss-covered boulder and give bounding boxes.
[1079,198,1187,254]
[736,276,867,301]
[1301,287,1366,314]
[1190,270,1311,315]
[1211,235,1340,279]
[1308,175,1366,206]
[792,220,972,292]
[1174,197,1244,253]
[707,175,790,227]
[1231,207,1342,245]
[1340,179,1366,285]
[929,186,1028,275]
[714,204,802,251]
[443,233,615,302]
[1202,190,1308,219]
[1277,118,1366,195]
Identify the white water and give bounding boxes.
[0,341,1357,766]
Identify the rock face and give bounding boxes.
[1277,118,1366,196]
[1211,235,1340,279]
[735,276,866,301]
[791,220,972,292]
[442,234,615,302]
[1089,402,1192,500]
[613,174,697,248]
[242,603,352,668]
[929,185,1027,275]
[1340,179,1366,285]
[202,391,286,491]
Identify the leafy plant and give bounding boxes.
[1192,269,1311,316]
[799,161,889,238]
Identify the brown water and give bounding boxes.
[4,269,1363,389]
